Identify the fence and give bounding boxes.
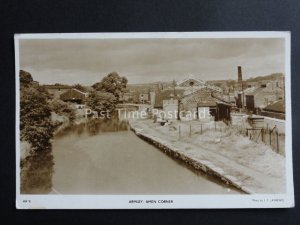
[246,126,285,155]
[172,121,285,156]
[175,121,228,140]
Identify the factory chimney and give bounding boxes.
[237,66,244,109]
[238,66,243,83]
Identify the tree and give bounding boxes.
[19,70,55,193]
[20,70,33,87]
[92,72,128,100]
[86,90,117,117]
[20,86,55,150]
[48,99,76,124]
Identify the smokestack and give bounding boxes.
[238,66,242,83]
[237,66,244,109]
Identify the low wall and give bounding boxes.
[263,116,285,134]
[231,113,248,126]
[231,113,285,134]
[259,111,285,120]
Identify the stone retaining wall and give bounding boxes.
[130,125,249,194]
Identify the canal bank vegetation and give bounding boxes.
[49,99,77,135]
[20,70,55,194]
[19,70,129,193]
[86,91,117,116]
[20,70,78,193]
[84,72,129,133]
[86,72,128,117]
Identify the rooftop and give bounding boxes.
[44,84,71,89]
[154,89,185,108]
[263,100,285,113]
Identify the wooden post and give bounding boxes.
[178,125,181,140]
[196,103,199,120]
[261,128,264,142]
[177,99,181,121]
[189,124,192,137]
[276,131,279,153]
[269,129,272,145]
[201,124,203,135]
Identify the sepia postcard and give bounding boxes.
[15,32,294,209]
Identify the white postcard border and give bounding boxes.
[15,32,294,209]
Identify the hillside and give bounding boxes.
[246,73,284,82]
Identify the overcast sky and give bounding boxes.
[19,38,285,85]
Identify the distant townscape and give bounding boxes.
[41,67,285,121]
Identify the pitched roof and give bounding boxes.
[177,77,206,86]
[263,100,285,113]
[154,89,185,108]
[60,88,86,101]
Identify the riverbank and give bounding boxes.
[129,119,286,194]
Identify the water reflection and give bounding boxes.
[52,116,242,195]
[21,115,129,194]
[21,144,54,194]
[56,116,129,138]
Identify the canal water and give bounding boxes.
[52,121,240,195]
